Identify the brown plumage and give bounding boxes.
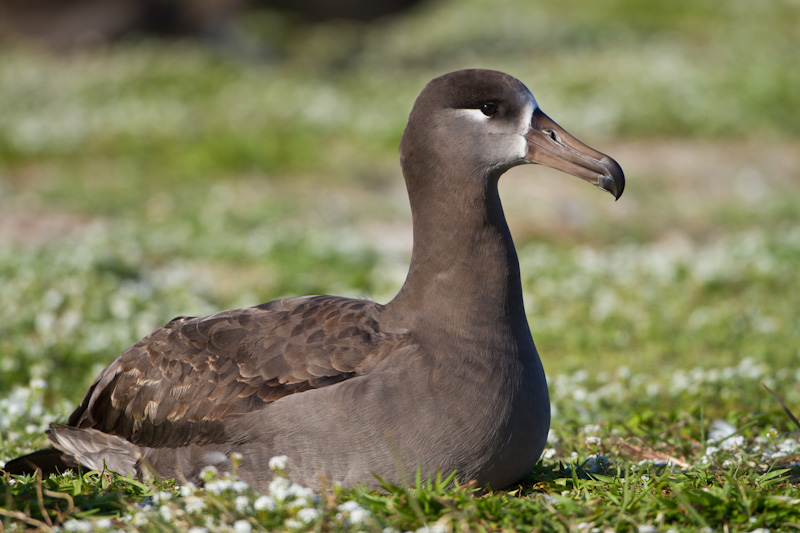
[68,296,407,449]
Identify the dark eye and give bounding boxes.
[480,103,498,117]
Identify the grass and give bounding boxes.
[1,0,800,530]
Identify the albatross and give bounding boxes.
[5,69,624,490]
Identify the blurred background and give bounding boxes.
[0,0,798,415]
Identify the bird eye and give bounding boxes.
[480,103,498,117]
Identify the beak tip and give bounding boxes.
[599,157,625,201]
[598,173,625,201]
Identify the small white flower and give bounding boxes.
[289,496,309,510]
[181,482,197,497]
[539,494,558,505]
[200,465,219,481]
[269,477,292,501]
[254,495,277,511]
[640,475,650,483]
[289,483,314,501]
[188,527,209,533]
[721,434,745,451]
[297,507,320,523]
[205,479,233,495]
[349,507,371,524]
[233,520,252,533]
[638,525,657,533]
[183,496,207,514]
[585,436,603,447]
[542,448,557,460]
[338,500,362,513]
[231,480,250,493]
[269,455,289,471]
[235,495,250,513]
[415,525,447,533]
[131,512,149,527]
[285,518,302,529]
[94,518,112,530]
[159,504,172,521]
[708,419,737,442]
[338,500,371,524]
[63,519,93,532]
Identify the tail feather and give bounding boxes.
[47,423,141,475]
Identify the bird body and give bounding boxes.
[4,69,624,490]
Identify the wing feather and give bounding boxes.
[66,295,409,448]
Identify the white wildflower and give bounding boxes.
[338,500,371,524]
[200,465,219,481]
[205,479,233,495]
[269,476,292,501]
[415,525,447,533]
[231,479,250,493]
[254,495,277,511]
[131,511,149,527]
[235,495,251,513]
[338,500,362,513]
[188,527,209,533]
[63,519,93,532]
[269,455,289,471]
[159,504,172,521]
[297,507,320,523]
[540,494,558,505]
[708,419,737,442]
[183,496,207,514]
[542,448,557,460]
[94,518,112,530]
[585,436,603,448]
[768,438,799,459]
[233,520,252,533]
[288,483,315,502]
[721,434,745,451]
[638,525,657,533]
[181,482,197,497]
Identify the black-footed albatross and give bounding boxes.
[4,69,624,490]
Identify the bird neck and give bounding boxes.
[386,163,529,339]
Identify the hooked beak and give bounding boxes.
[525,108,625,200]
